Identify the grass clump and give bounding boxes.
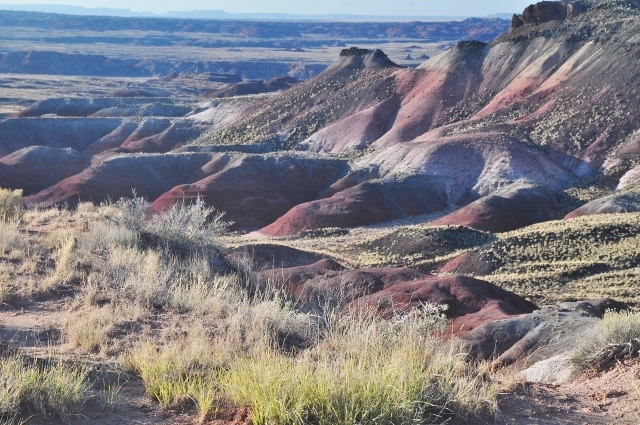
[0,355,91,422]
[572,310,640,370]
[0,221,29,259]
[123,329,223,421]
[572,310,640,372]
[224,309,497,425]
[0,189,23,223]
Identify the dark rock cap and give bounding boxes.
[510,1,585,30]
[340,47,386,58]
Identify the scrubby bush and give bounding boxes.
[572,310,640,371]
[0,221,29,258]
[0,188,23,223]
[87,247,237,314]
[114,196,230,254]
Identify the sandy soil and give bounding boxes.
[496,363,640,425]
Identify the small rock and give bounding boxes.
[518,354,574,384]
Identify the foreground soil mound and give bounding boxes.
[459,298,626,364]
[243,251,537,333]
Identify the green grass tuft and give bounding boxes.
[0,355,91,422]
[572,310,640,372]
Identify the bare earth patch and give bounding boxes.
[497,363,640,425]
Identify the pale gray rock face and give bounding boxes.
[518,354,574,384]
[457,299,627,366]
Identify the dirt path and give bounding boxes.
[496,363,640,425]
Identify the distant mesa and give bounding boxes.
[206,76,299,98]
[204,73,243,84]
[453,40,488,54]
[339,47,377,57]
[338,47,397,65]
[109,89,158,98]
[333,47,399,70]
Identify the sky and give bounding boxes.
[0,1,534,16]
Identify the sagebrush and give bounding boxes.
[0,188,23,222]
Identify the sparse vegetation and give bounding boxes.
[358,224,493,268]
[572,310,640,372]
[126,307,498,424]
[233,213,640,308]
[0,354,91,422]
[478,214,640,305]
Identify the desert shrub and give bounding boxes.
[0,189,23,223]
[0,355,90,422]
[63,302,146,354]
[77,220,138,254]
[572,310,640,371]
[0,221,29,258]
[114,196,230,254]
[111,196,148,234]
[88,247,237,314]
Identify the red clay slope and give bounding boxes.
[257,256,536,336]
[150,154,349,231]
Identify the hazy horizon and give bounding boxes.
[0,1,532,17]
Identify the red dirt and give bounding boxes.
[496,363,640,425]
[258,260,536,335]
[152,155,347,231]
